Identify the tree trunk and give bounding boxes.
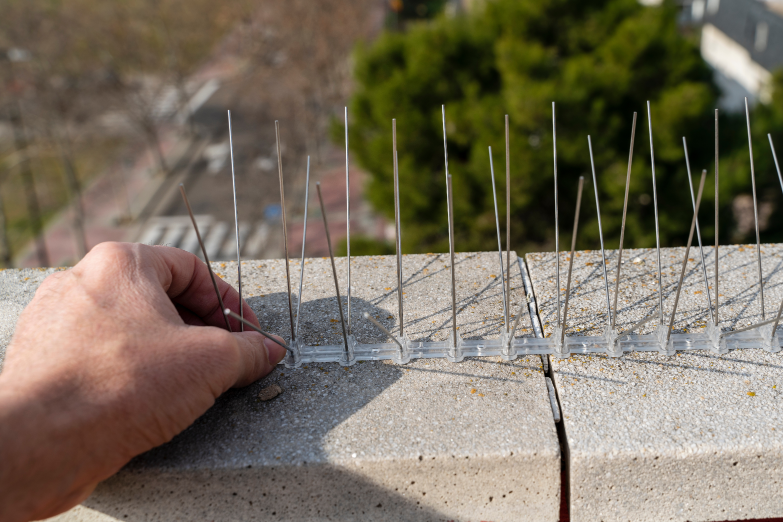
[147,123,169,175]
[0,185,12,267]
[10,103,49,267]
[59,146,88,260]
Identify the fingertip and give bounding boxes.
[264,336,287,366]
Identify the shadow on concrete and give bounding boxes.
[79,295,450,521]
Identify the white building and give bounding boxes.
[691,0,783,111]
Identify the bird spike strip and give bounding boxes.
[195,105,783,368]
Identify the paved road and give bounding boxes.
[136,82,386,261]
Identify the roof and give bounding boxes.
[702,0,783,72]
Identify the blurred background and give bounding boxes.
[1,0,783,268]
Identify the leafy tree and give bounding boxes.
[720,71,783,245]
[344,0,735,255]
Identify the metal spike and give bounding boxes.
[623,312,656,337]
[745,97,765,320]
[722,316,779,337]
[275,121,296,341]
[442,106,458,348]
[769,292,783,342]
[505,114,511,332]
[715,109,720,325]
[769,134,783,193]
[294,157,311,340]
[447,174,458,348]
[316,182,350,355]
[227,110,243,330]
[179,183,232,332]
[363,312,404,355]
[507,299,528,351]
[769,134,783,341]
[561,176,585,345]
[612,112,637,329]
[552,103,561,328]
[224,309,293,353]
[682,137,714,323]
[393,120,404,337]
[666,170,707,343]
[587,136,613,326]
[489,146,509,330]
[442,105,453,252]
[345,107,352,335]
[647,101,664,324]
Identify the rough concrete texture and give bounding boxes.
[527,244,783,522]
[0,252,560,521]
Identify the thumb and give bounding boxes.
[230,331,288,388]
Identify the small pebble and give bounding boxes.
[258,384,283,401]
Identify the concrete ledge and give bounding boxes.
[527,245,783,522]
[0,253,560,521]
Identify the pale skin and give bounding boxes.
[0,243,286,522]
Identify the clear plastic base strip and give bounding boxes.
[282,328,782,368]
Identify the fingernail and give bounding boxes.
[264,337,286,365]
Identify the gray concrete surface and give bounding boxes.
[0,252,560,521]
[527,244,783,522]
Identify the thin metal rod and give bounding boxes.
[770,134,783,193]
[507,299,528,350]
[612,112,637,329]
[715,109,720,325]
[447,174,458,348]
[552,103,560,328]
[561,176,585,345]
[489,146,509,330]
[345,107,352,335]
[682,137,714,323]
[442,105,453,258]
[442,105,457,348]
[294,156,310,339]
[227,110,243,330]
[666,170,707,342]
[770,136,783,341]
[647,101,664,324]
[179,183,231,332]
[745,97,765,319]
[587,136,613,326]
[505,114,511,332]
[623,312,656,337]
[224,309,294,353]
[275,121,296,341]
[721,316,779,337]
[316,182,350,355]
[363,312,404,354]
[393,120,404,337]
[769,292,783,342]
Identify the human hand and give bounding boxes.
[0,242,285,522]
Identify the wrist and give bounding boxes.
[0,373,126,521]
[0,379,49,521]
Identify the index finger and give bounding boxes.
[147,245,260,330]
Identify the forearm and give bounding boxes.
[0,382,53,522]
[0,378,125,522]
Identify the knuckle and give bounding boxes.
[79,242,144,283]
[87,242,138,266]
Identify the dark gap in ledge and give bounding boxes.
[520,255,570,522]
